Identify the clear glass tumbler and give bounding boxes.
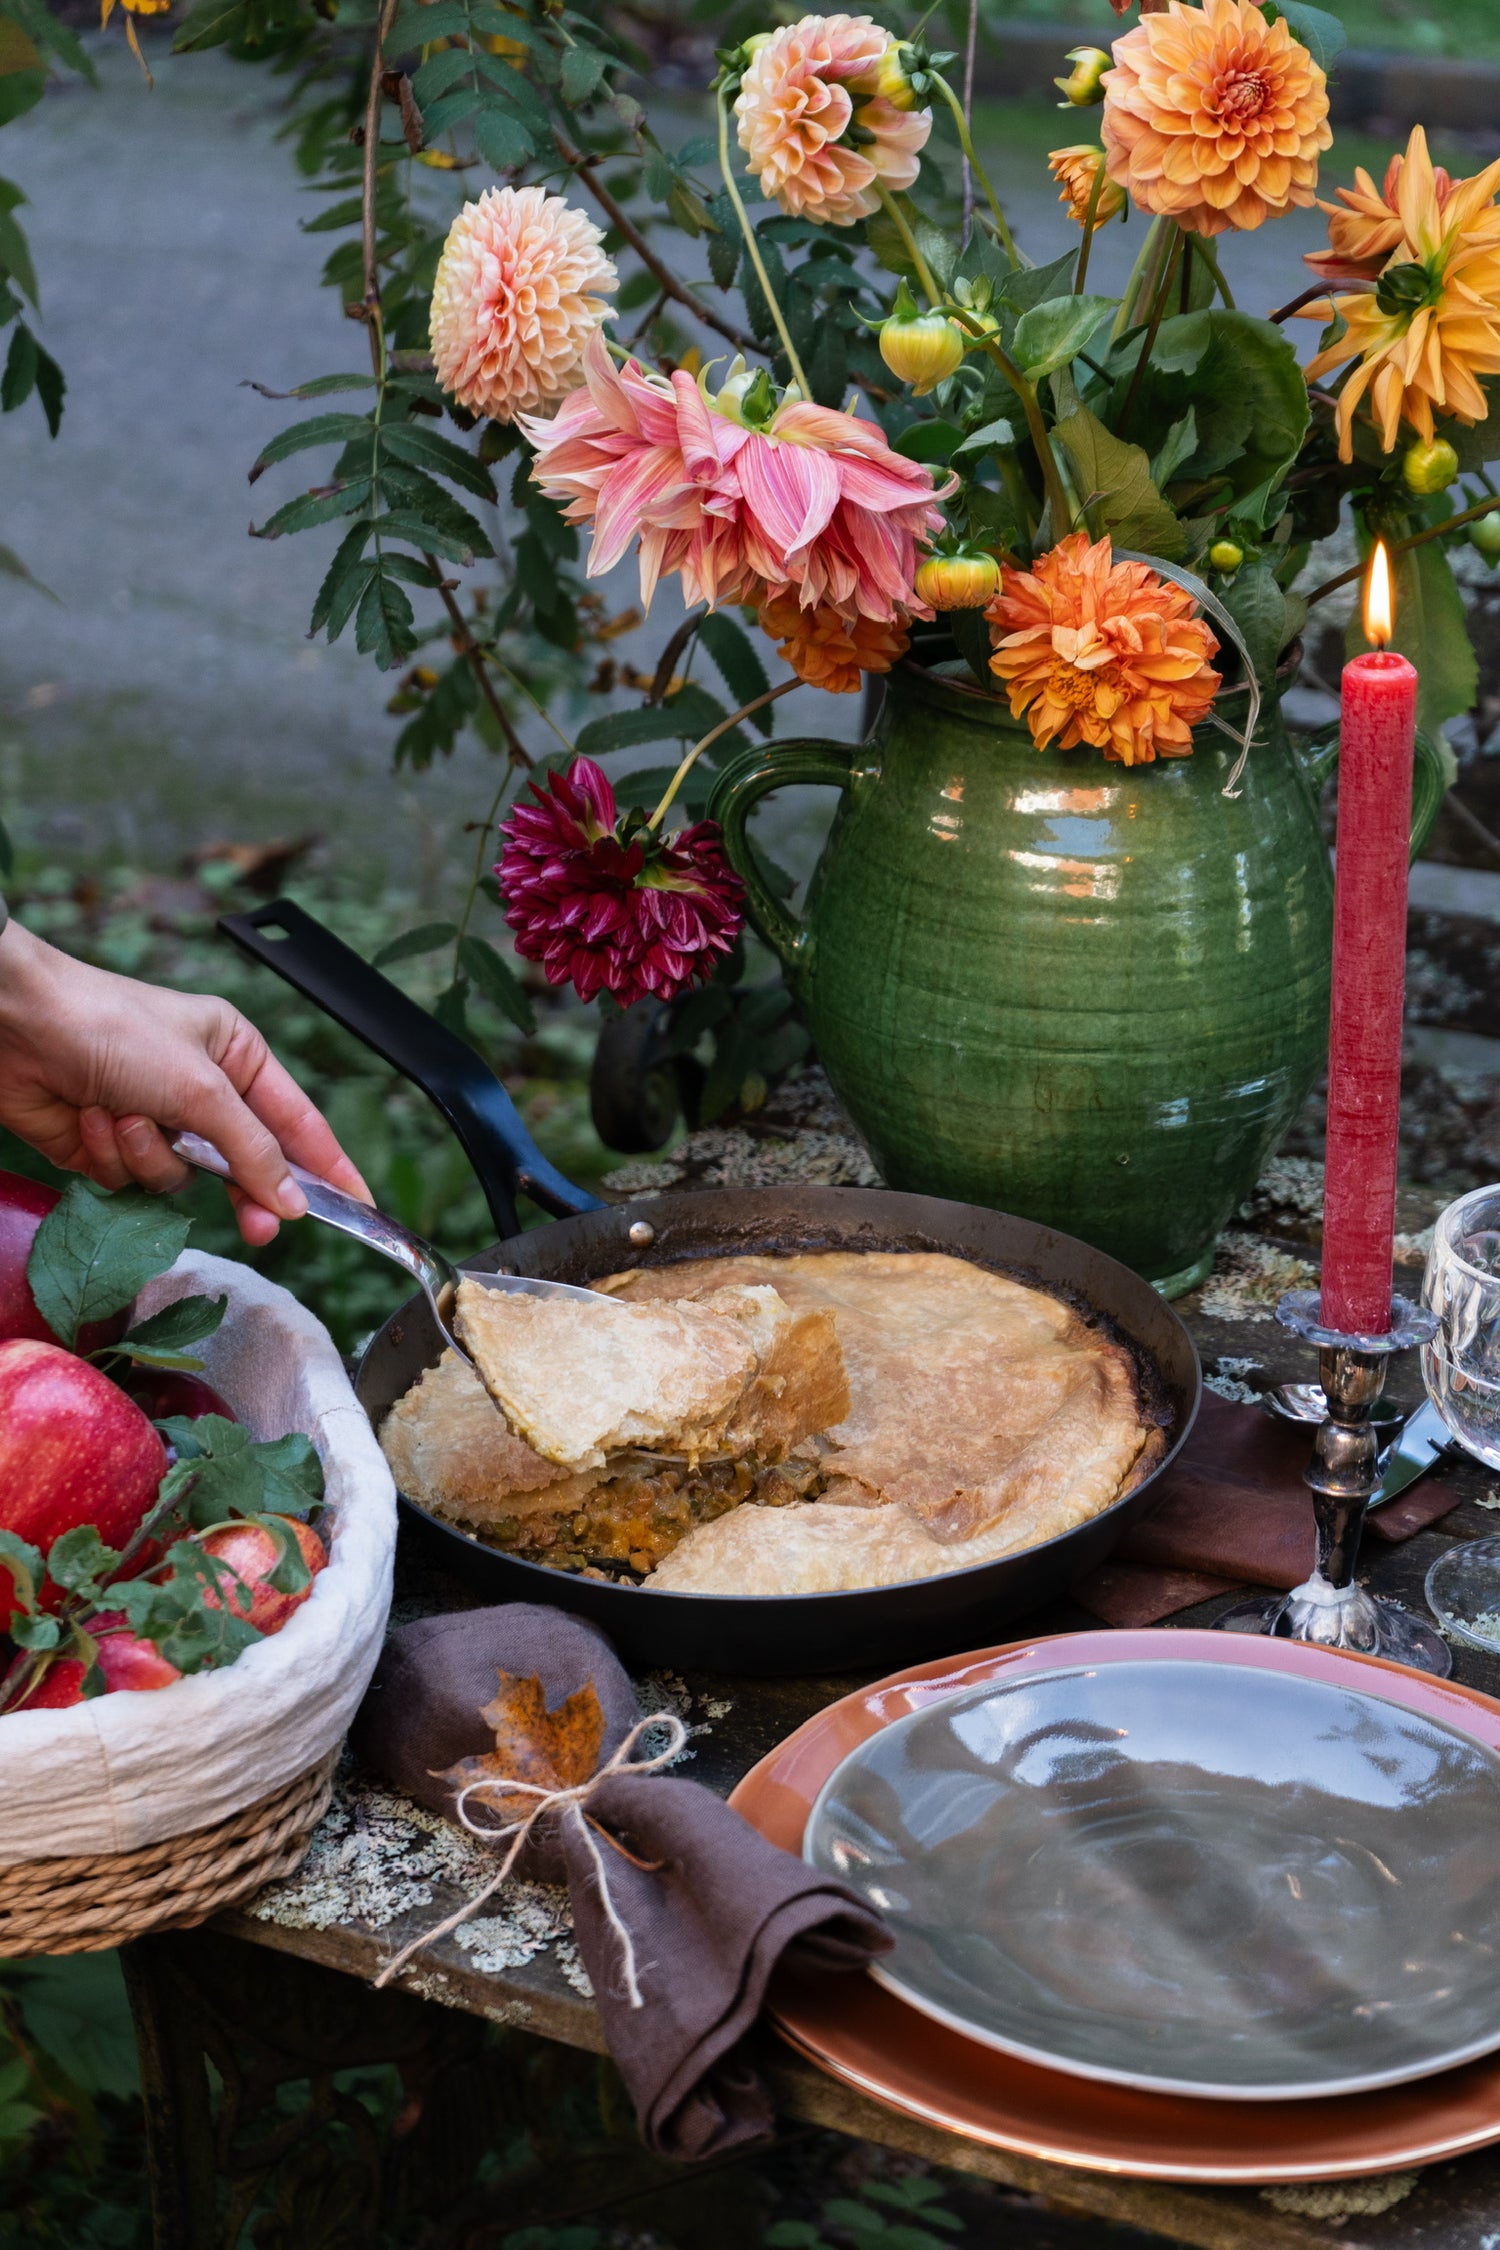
[1421,1185,1500,1649]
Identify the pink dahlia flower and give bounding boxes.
[735,15,931,226]
[499,758,744,1008]
[429,186,618,422]
[520,332,951,624]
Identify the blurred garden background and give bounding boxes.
[5,0,1500,2238]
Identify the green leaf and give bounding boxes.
[27,1181,192,1350]
[474,104,534,172]
[893,419,964,465]
[560,43,608,102]
[371,920,458,966]
[379,420,496,501]
[246,371,377,400]
[1120,310,1308,506]
[379,462,497,558]
[699,612,772,732]
[612,762,712,817]
[1221,558,1291,684]
[1151,408,1199,491]
[354,564,417,669]
[389,0,470,45]
[171,0,248,50]
[309,519,373,638]
[120,1293,228,1359]
[12,1954,140,2100]
[457,933,536,1033]
[574,707,698,758]
[253,479,374,539]
[956,416,1016,456]
[45,1525,121,1598]
[30,333,61,435]
[1,319,35,409]
[0,538,56,598]
[0,68,44,128]
[1012,295,1115,384]
[1054,407,1185,561]
[248,411,373,483]
[947,607,994,689]
[1262,0,1346,69]
[998,251,1079,315]
[0,199,37,308]
[0,1529,44,1617]
[9,1612,59,1650]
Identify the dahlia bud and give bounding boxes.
[850,37,921,111]
[879,280,965,395]
[915,549,1001,610]
[1208,539,1244,574]
[1054,46,1110,105]
[1468,510,1500,562]
[1401,438,1458,495]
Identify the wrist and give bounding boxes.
[0,920,66,1038]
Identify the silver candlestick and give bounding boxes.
[1215,1289,1451,1677]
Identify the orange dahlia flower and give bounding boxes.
[1101,0,1331,238]
[758,594,909,694]
[734,14,932,226]
[1305,146,1456,287]
[1048,145,1127,229]
[986,533,1220,765]
[1303,128,1500,460]
[429,187,617,423]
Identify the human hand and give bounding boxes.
[0,920,370,1245]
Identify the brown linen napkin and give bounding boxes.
[350,1603,890,2163]
[1072,1390,1462,1627]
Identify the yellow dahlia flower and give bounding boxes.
[1303,128,1500,461]
[1305,147,1456,287]
[429,187,617,423]
[1048,145,1127,229]
[757,594,910,694]
[734,14,932,227]
[1101,0,1331,238]
[986,533,1220,766]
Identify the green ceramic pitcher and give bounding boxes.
[707,660,1446,1294]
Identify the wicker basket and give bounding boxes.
[0,1750,338,1957]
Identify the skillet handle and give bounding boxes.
[217,898,604,1235]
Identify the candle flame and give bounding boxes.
[1364,540,1394,648]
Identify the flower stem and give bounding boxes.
[948,310,1073,539]
[928,73,1019,267]
[1118,226,1183,434]
[1303,497,1500,607]
[1186,230,1236,310]
[1111,213,1172,341]
[647,677,801,833]
[716,91,813,397]
[1073,158,1110,297]
[455,768,516,962]
[875,184,943,309]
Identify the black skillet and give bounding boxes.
[221,900,1201,1675]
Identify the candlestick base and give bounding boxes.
[1214,1291,1451,1678]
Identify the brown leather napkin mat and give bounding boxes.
[1072,1390,1462,1628]
[351,1603,889,2163]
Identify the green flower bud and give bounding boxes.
[1401,437,1459,495]
[1468,510,1500,561]
[879,281,965,395]
[1208,540,1244,574]
[1054,45,1110,105]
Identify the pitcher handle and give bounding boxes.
[1294,722,1448,864]
[707,737,859,971]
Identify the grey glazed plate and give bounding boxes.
[803,1658,1500,2101]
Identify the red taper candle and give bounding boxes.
[1321,541,1418,1335]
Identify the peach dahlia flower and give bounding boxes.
[429,187,617,423]
[1303,129,1500,461]
[1048,145,1127,229]
[521,332,951,624]
[1305,145,1456,287]
[1101,0,1331,239]
[734,14,931,226]
[757,594,910,694]
[987,533,1220,766]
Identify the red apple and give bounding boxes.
[197,1516,327,1635]
[0,1170,131,1354]
[0,1340,168,1619]
[123,1369,234,1424]
[3,1625,181,1710]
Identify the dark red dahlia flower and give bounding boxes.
[498,756,745,1009]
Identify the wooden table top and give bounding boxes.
[219,1244,1500,2250]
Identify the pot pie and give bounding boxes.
[379,1251,1166,1595]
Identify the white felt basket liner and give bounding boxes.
[0,1250,396,1866]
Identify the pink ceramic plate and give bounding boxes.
[730,1628,1500,2182]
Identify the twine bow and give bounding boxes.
[374,1712,689,2000]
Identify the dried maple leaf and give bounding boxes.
[437,1670,606,1825]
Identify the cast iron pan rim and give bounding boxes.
[362,1184,1202,1609]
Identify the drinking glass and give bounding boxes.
[1421,1186,1500,1649]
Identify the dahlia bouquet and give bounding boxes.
[223,0,1500,1057]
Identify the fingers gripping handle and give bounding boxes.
[706,738,858,971]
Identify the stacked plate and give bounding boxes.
[729,1630,1500,2181]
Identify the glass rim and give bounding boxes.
[1434,1185,1500,1281]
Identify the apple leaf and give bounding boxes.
[46,1526,122,1599]
[27,1180,191,1350]
[439,1670,607,1826]
[109,1542,264,1674]
[9,1613,59,1651]
[113,1293,227,1371]
[155,1415,323,1520]
[0,1530,44,1619]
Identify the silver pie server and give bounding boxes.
[170,1131,609,1375]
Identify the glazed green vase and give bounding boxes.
[707,661,1445,1295]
